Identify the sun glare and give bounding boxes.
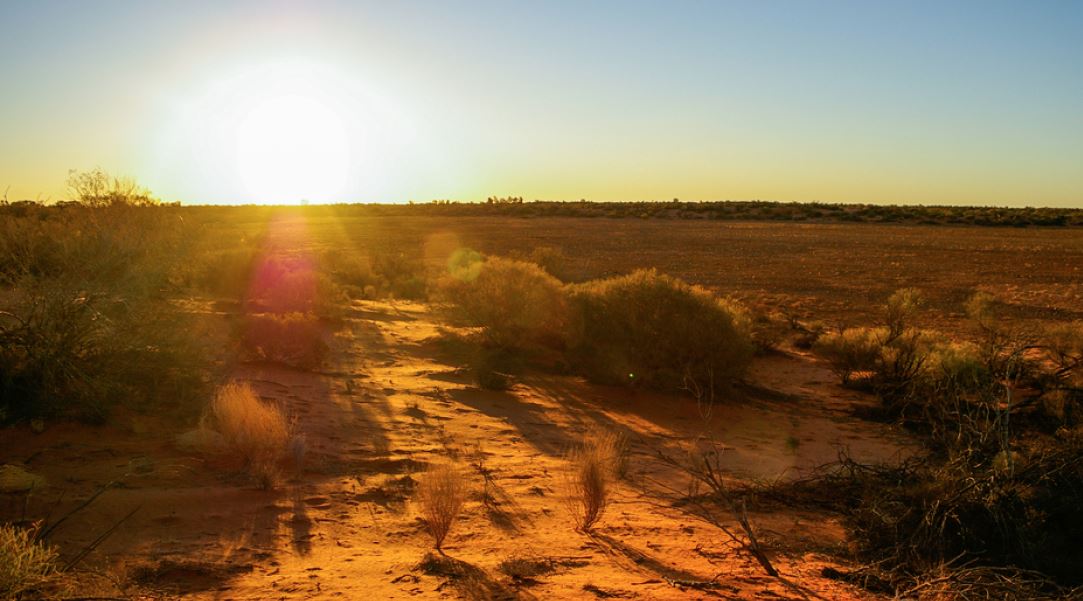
[237,94,349,204]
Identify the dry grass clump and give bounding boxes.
[497,553,554,581]
[416,462,467,551]
[588,428,630,480]
[0,524,58,600]
[562,433,619,532]
[208,382,292,488]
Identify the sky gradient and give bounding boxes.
[1,1,1081,206]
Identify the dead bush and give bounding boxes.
[567,269,753,391]
[416,462,467,551]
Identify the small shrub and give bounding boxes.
[748,309,790,353]
[814,327,884,385]
[439,254,568,350]
[245,256,349,319]
[509,246,573,282]
[883,288,924,339]
[239,312,327,368]
[208,382,291,487]
[0,524,58,599]
[567,269,753,391]
[371,246,427,300]
[471,347,514,391]
[588,428,631,480]
[416,462,467,551]
[926,341,990,393]
[498,554,554,580]
[562,442,611,532]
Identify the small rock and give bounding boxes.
[129,456,155,474]
[0,464,46,492]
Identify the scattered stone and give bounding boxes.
[0,464,45,492]
[129,456,155,474]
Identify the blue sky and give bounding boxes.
[1,1,1081,205]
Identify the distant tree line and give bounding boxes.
[345,199,1083,228]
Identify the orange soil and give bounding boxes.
[1,299,914,600]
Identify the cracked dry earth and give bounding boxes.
[1,300,913,600]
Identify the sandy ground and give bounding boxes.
[1,300,914,600]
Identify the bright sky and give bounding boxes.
[1,1,1081,206]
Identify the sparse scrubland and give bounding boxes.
[3,191,1083,600]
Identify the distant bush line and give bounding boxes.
[5,199,1081,228]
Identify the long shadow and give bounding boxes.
[447,373,672,460]
[288,487,313,556]
[416,552,537,601]
[589,533,728,597]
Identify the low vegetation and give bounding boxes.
[798,289,1083,597]
[568,269,753,391]
[439,253,754,395]
[438,253,568,350]
[238,312,327,369]
[0,524,58,600]
[0,172,210,424]
[416,462,467,551]
[562,432,618,533]
[208,382,293,488]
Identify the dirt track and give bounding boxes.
[2,299,912,599]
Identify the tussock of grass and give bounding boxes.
[207,382,291,488]
[562,436,613,533]
[416,462,466,550]
[0,524,58,600]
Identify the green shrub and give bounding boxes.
[438,253,568,350]
[926,341,990,393]
[814,327,884,385]
[567,269,753,391]
[0,283,209,424]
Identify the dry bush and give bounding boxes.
[562,442,611,532]
[814,327,883,385]
[371,246,427,300]
[0,524,58,600]
[239,312,327,368]
[566,269,753,391]
[416,462,467,550]
[508,246,574,282]
[438,253,568,350]
[208,382,291,488]
[245,255,349,320]
[497,553,554,581]
[588,428,630,480]
[0,186,211,424]
[177,247,260,299]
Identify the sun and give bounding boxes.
[237,94,350,204]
